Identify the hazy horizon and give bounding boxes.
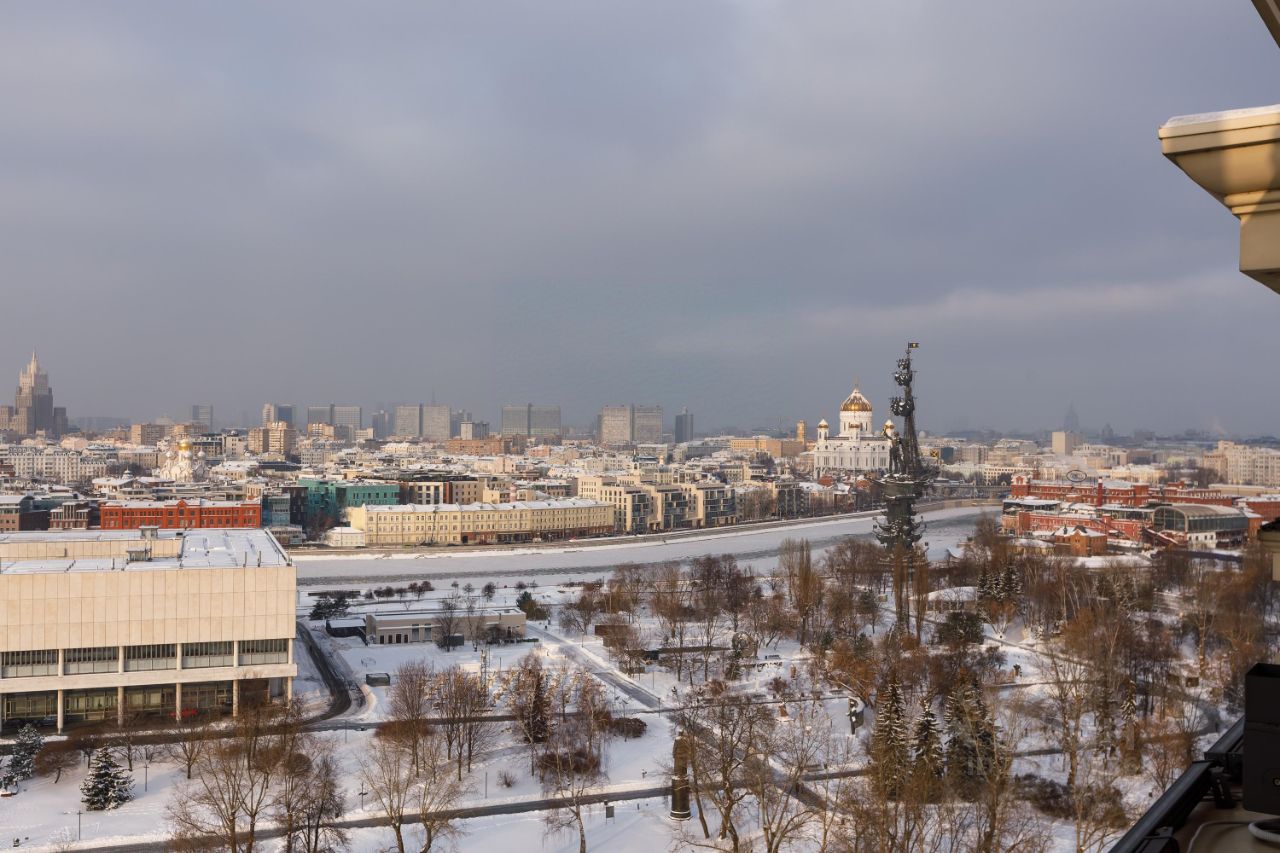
[3,2,1278,436]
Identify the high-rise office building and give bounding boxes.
[422,404,450,442]
[600,405,634,446]
[191,404,214,432]
[393,404,422,437]
[599,404,663,445]
[0,353,65,438]
[450,410,473,439]
[674,408,694,444]
[262,403,295,429]
[633,405,663,444]
[371,410,392,439]
[459,421,490,440]
[501,404,531,436]
[306,405,333,427]
[331,406,362,441]
[502,403,561,438]
[332,406,362,431]
[530,405,562,438]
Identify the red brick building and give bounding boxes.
[1009,476,1153,507]
[99,499,262,530]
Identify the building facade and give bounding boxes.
[809,385,891,475]
[0,528,296,733]
[0,353,66,438]
[348,498,613,546]
[261,403,295,429]
[100,499,263,530]
[248,421,298,456]
[501,404,562,438]
[674,408,694,444]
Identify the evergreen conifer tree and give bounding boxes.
[977,566,994,603]
[4,724,44,786]
[911,700,944,777]
[873,680,909,795]
[944,684,989,796]
[998,562,1020,602]
[80,749,133,811]
[527,670,550,743]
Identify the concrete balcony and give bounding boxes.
[1159,104,1280,292]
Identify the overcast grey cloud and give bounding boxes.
[1,1,1277,435]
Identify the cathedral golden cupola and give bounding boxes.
[840,384,872,413]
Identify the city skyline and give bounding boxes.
[10,346,1273,441]
[1,3,1277,437]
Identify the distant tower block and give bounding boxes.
[796,420,807,443]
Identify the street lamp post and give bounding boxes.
[358,783,368,812]
[76,810,81,841]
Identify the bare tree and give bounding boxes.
[500,652,552,774]
[35,739,80,784]
[167,706,285,853]
[165,718,213,781]
[749,697,826,853]
[417,729,468,852]
[436,590,462,652]
[294,751,348,853]
[541,666,614,853]
[359,736,415,853]
[433,666,496,780]
[675,682,773,852]
[386,661,435,773]
[271,725,347,853]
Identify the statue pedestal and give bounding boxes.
[670,773,691,820]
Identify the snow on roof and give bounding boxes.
[928,586,977,601]
[0,528,289,574]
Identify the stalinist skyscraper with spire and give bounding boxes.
[0,352,67,437]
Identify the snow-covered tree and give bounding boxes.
[1,724,44,789]
[872,680,909,795]
[911,700,943,777]
[81,749,133,811]
[944,683,997,798]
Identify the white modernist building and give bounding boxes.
[809,384,891,476]
[0,527,296,733]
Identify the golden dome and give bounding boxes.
[177,438,192,452]
[840,386,872,413]
[817,418,829,428]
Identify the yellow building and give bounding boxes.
[348,498,613,546]
[0,528,296,733]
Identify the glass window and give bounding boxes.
[182,641,233,669]
[123,644,177,672]
[1,649,58,678]
[64,646,118,675]
[239,638,289,665]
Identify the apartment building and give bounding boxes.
[248,421,298,456]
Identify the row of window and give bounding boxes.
[0,639,289,678]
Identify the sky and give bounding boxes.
[1,1,1278,436]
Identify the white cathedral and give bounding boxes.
[809,384,891,476]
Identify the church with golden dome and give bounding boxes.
[809,383,891,475]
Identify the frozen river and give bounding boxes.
[292,505,992,587]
